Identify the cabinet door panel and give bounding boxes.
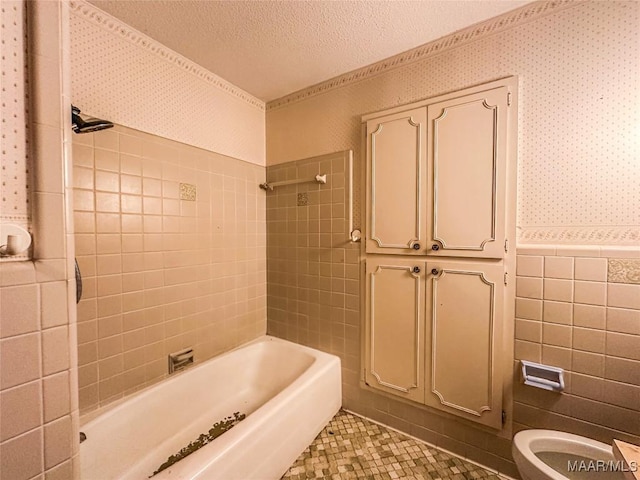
[427,88,508,258]
[366,108,427,254]
[424,261,504,429]
[365,259,425,403]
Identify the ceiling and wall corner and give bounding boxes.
[265,1,640,245]
[86,0,532,102]
[69,0,266,166]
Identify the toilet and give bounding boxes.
[512,429,627,480]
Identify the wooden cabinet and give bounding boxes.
[364,258,425,403]
[426,87,508,259]
[365,108,427,255]
[424,260,505,429]
[362,77,517,431]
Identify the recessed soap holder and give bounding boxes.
[168,348,194,374]
[521,360,564,392]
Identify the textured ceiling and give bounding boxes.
[87,0,531,102]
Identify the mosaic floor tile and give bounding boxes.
[282,410,503,480]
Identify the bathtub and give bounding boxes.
[80,336,341,480]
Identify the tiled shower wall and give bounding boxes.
[73,125,266,413]
[266,152,359,369]
[514,248,640,445]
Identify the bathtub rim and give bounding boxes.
[79,335,334,427]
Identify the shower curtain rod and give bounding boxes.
[259,174,327,191]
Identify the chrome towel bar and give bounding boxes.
[259,174,327,191]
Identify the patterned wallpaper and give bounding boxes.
[266,1,640,245]
[69,0,266,166]
[0,1,31,228]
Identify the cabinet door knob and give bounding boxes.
[412,242,421,250]
[431,268,439,275]
[431,244,440,251]
[412,266,421,274]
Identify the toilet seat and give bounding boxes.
[512,429,616,480]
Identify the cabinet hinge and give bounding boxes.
[504,238,509,253]
[502,410,507,424]
[504,272,508,285]
[507,92,512,106]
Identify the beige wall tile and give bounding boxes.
[43,372,70,423]
[541,345,571,371]
[542,323,572,348]
[516,277,543,299]
[94,170,119,193]
[73,166,94,190]
[571,373,604,401]
[572,351,604,377]
[573,327,605,354]
[0,381,42,441]
[574,258,607,282]
[73,189,94,211]
[1,284,40,338]
[515,297,542,321]
[0,428,43,480]
[42,326,70,376]
[514,340,541,363]
[603,380,640,410]
[44,459,73,480]
[95,192,120,213]
[607,283,640,310]
[574,304,606,330]
[607,307,640,335]
[43,415,72,469]
[515,319,541,343]
[1,333,41,389]
[543,278,573,302]
[40,282,68,329]
[545,256,574,279]
[94,129,119,152]
[606,332,640,361]
[516,255,544,277]
[573,280,607,306]
[121,174,142,195]
[543,301,573,325]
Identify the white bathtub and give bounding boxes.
[80,336,341,480]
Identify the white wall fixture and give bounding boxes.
[0,223,32,256]
[520,360,564,392]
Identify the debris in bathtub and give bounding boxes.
[149,412,246,477]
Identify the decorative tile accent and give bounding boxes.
[69,0,264,111]
[296,192,308,206]
[608,259,640,285]
[179,183,196,201]
[518,227,640,246]
[267,0,577,110]
[282,410,502,479]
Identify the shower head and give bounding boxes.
[71,105,114,134]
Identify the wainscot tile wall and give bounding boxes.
[514,246,640,446]
[266,151,359,364]
[73,124,267,413]
[1,1,80,478]
[266,154,519,477]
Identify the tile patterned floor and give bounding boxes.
[282,410,503,480]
